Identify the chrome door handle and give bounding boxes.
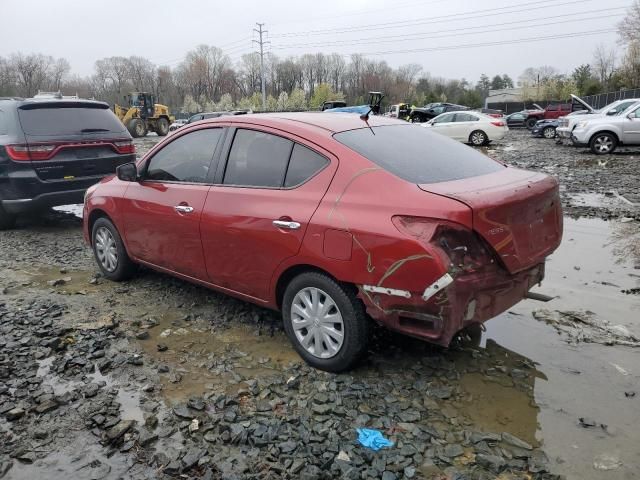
[272,220,301,230]
[174,205,194,214]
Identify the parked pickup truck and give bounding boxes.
[556,94,640,143]
[522,103,574,129]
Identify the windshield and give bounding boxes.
[334,124,504,184]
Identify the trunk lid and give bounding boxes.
[419,168,563,274]
[17,101,132,181]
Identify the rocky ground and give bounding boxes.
[0,129,638,480]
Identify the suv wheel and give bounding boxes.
[469,130,488,146]
[590,132,617,155]
[91,217,136,281]
[282,272,369,372]
[0,203,16,230]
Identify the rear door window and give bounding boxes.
[223,129,293,188]
[17,104,126,136]
[145,128,222,183]
[284,144,328,187]
[334,124,503,184]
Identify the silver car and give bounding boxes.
[571,101,640,154]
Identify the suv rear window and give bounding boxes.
[334,125,504,184]
[17,104,126,136]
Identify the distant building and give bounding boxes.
[485,88,523,107]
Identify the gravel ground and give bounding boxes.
[0,129,638,480]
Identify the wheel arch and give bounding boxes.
[589,129,619,145]
[274,263,355,310]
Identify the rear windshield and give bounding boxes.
[18,105,126,136]
[334,124,504,184]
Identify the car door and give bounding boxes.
[120,126,224,279]
[200,126,337,301]
[621,106,640,144]
[429,113,456,138]
[451,113,478,140]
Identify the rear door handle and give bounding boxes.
[273,220,301,230]
[174,205,194,214]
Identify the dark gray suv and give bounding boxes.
[0,98,135,229]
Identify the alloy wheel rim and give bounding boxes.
[94,227,118,272]
[596,136,612,152]
[472,132,485,145]
[291,287,344,359]
[544,128,555,138]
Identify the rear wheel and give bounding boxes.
[590,132,618,155]
[282,272,369,372]
[127,119,147,138]
[156,118,169,136]
[469,130,488,146]
[525,117,538,129]
[542,126,556,139]
[91,217,136,281]
[0,203,16,230]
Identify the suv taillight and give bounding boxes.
[392,216,496,274]
[6,144,56,161]
[114,140,135,154]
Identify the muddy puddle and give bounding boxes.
[136,309,300,403]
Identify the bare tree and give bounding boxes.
[619,0,640,45]
[593,44,616,88]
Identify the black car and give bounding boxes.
[0,98,135,229]
[531,119,559,139]
[409,102,469,123]
[505,111,528,128]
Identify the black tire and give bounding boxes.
[589,132,618,155]
[156,118,169,136]
[542,126,556,139]
[0,203,16,230]
[525,117,538,130]
[282,272,370,372]
[469,130,488,146]
[91,217,136,281]
[127,119,147,138]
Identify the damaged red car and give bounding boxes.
[83,113,563,372]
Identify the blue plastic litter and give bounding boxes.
[356,428,394,451]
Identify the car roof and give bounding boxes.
[204,112,405,135]
[1,98,109,109]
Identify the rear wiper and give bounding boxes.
[80,128,109,133]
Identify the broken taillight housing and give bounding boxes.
[392,216,497,274]
[113,140,135,154]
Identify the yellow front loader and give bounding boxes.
[114,92,174,138]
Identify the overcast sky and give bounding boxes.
[0,0,625,83]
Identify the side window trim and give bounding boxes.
[140,126,224,185]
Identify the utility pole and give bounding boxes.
[253,23,269,111]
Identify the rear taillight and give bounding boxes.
[491,121,506,127]
[6,144,55,161]
[114,140,135,154]
[392,216,496,274]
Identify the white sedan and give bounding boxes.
[422,111,508,146]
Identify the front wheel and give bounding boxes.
[469,130,488,146]
[543,126,556,139]
[589,132,617,155]
[156,118,169,136]
[282,272,369,372]
[91,217,136,281]
[127,119,147,138]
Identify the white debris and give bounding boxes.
[593,453,622,471]
[189,419,199,433]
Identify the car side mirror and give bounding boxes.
[116,162,138,182]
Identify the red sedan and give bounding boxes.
[83,113,563,372]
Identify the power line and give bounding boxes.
[351,29,617,56]
[270,0,595,37]
[271,10,625,50]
